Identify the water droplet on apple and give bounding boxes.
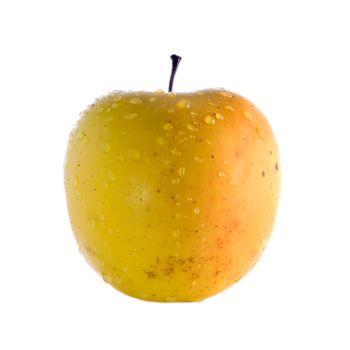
[73,176,79,188]
[186,123,198,131]
[243,111,252,120]
[194,156,205,162]
[168,108,175,114]
[259,237,268,252]
[171,148,182,156]
[190,111,198,116]
[204,115,215,125]
[171,178,180,184]
[113,96,122,102]
[156,137,167,145]
[129,98,143,104]
[217,90,233,98]
[178,167,186,176]
[194,207,201,215]
[123,113,138,120]
[102,272,113,284]
[218,171,225,177]
[214,112,224,120]
[163,122,174,130]
[256,127,266,139]
[176,99,191,109]
[225,105,234,111]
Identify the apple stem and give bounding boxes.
[168,54,182,92]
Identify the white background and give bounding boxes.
[1,0,349,349]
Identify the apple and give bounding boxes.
[64,55,280,302]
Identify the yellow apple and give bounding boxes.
[64,57,280,302]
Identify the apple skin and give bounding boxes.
[64,89,280,302]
